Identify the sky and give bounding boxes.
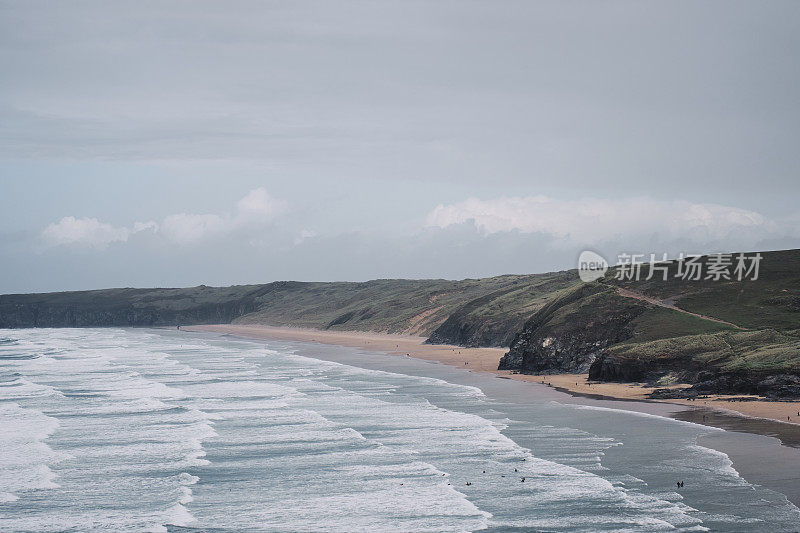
[1,0,799,293]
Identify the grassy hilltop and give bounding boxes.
[500,249,800,397]
[2,248,799,396]
[0,272,577,348]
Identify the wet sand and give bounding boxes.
[184,324,800,506]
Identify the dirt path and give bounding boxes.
[616,287,746,329]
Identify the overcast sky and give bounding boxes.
[2,1,799,293]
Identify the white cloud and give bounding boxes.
[41,216,130,248]
[294,229,318,245]
[132,220,159,234]
[160,213,228,244]
[235,187,287,223]
[40,188,288,248]
[157,188,287,244]
[425,196,793,248]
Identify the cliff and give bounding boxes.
[498,284,647,373]
[498,249,800,397]
[4,248,799,398]
[0,273,578,348]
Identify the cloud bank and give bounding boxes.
[41,216,133,249]
[40,188,286,248]
[425,196,792,249]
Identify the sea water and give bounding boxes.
[0,328,798,532]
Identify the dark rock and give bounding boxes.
[501,284,647,374]
[649,387,699,399]
[757,374,800,398]
[648,372,800,399]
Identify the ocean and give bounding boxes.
[1,328,798,532]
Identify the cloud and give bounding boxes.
[41,216,130,248]
[40,188,287,248]
[159,187,287,244]
[235,187,287,223]
[293,229,318,245]
[425,196,794,249]
[132,220,159,233]
[160,213,227,244]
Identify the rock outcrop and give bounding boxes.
[498,284,647,373]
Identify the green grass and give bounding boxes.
[506,249,800,381]
[0,273,579,347]
[627,306,734,343]
[608,329,800,375]
[604,248,800,330]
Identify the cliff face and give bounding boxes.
[589,328,800,398]
[1,274,579,350]
[498,284,647,373]
[495,249,800,397]
[426,271,578,347]
[0,286,263,328]
[425,290,531,348]
[4,249,799,398]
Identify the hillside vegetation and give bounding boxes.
[0,273,577,348]
[500,249,800,397]
[3,248,799,396]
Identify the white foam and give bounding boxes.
[4,327,800,531]
[561,401,726,430]
[163,503,196,527]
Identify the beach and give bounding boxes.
[183,324,800,510]
[186,324,800,429]
[4,326,800,530]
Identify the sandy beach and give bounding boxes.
[181,324,800,508]
[186,324,800,431]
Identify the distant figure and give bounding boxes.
[521,477,525,482]
[514,468,517,472]
[482,470,485,473]
[677,481,680,489]
[466,482,472,486]
[176,325,181,330]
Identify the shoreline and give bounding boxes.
[184,324,800,445]
[183,324,800,507]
